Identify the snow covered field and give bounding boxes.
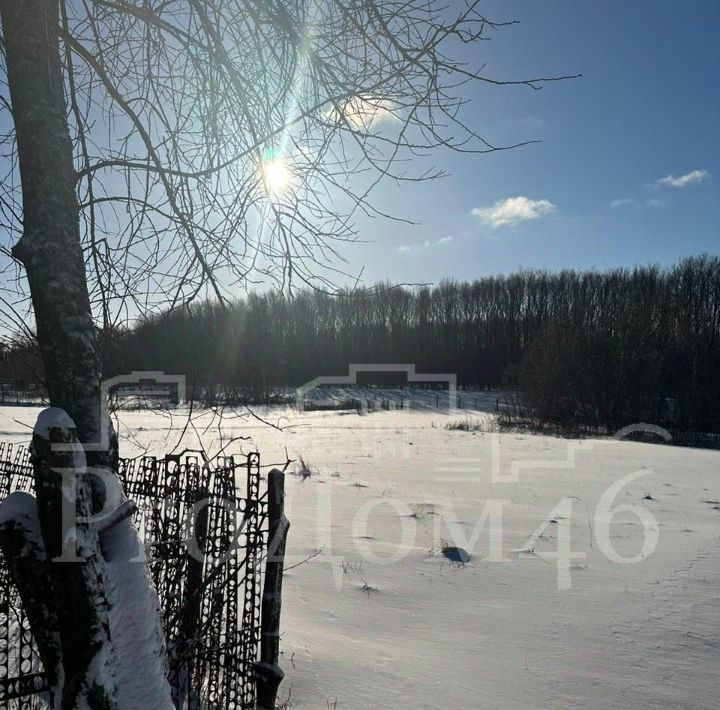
[1,406,719,709]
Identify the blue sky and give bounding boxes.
[345,0,720,285]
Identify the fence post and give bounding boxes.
[178,477,210,706]
[255,470,290,710]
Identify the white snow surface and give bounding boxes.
[2,406,719,709]
[102,515,174,709]
[33,407,77,439]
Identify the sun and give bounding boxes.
[260,154,292,195]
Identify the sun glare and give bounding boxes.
[261,155,292,195]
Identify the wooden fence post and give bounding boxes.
[255,469,289,709]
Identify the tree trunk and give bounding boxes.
[0,0,105,462]
[0,2,173,707]
[31,413,116,708]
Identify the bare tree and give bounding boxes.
[0,0,571,706]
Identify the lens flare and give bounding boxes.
[260,154,292,195]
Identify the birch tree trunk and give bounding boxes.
[0,1,173,707]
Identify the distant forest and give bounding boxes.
[2,255,719,436]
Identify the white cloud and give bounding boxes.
[471,196,556,228]
[653,169,709,189]
[610,197,635,208]
[395,236,453,253]
[645,198,664,208]
[327,95,396,128]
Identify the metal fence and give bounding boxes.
[0,442,268,709]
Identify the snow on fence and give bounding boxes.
[0,442,282,709]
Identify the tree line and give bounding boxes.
[3,255,719,436]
